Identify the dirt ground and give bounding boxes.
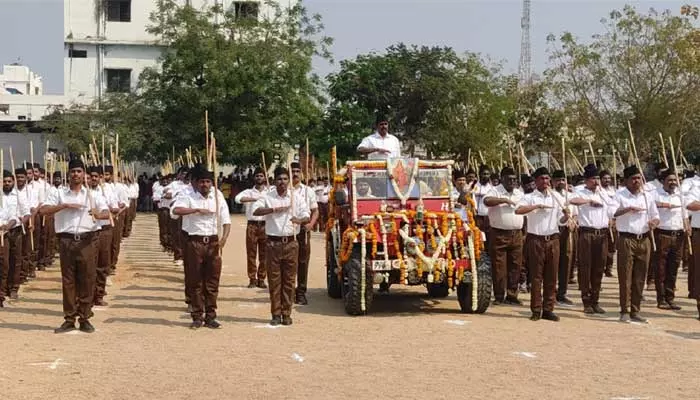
[1,214,699,400]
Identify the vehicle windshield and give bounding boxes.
[353,168,452,200]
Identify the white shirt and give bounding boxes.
[90,185,119,227]
[517,189,566,236]
[0,201,16,231]
[16,185,33,213]
[473,182,493,216]
[687,187,700,228]
[484,185,524,230]
[29,178,48,207]
[571,187,614,229]
[44,186,108,234]
[293,183,318,211]
[654,187,685,231]
[357,132,401,160]
[681,175,700,194]
[645,179,662,192]
[252,189,311,236]
[171,189,231,236]
[128,183,139,199]
[3,188,30,221]
[614,188,660,235]
[152,181,163,203]
[315,184,329,204]
[234,186,268,222]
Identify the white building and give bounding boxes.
[0,64,44,96]
[64,0,277,104]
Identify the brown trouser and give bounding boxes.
[3,228,23,295]
[42,215,56,266]
[617,233,651,314]
[183,234,222,322]
[606,226,616,274]
[20,226,32,280]
[577,228,608,307]
[295,228,311,296]
[157,208,170,250]
[690,229,700,299]
[653,230,684,304]
[526,233,560,313]
[94,226,113,301]
[558,226,576,298]
[489,227,524,300]
[0,233,10,301]
[266,237,299,317]
[110,215,124,269]
[58,232,99,322]
[245,221,267,282]
[317,202,328,232]
[123,199,137,237]
[475,215,490,244]
[169,217,183,261]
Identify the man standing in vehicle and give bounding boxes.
[357,115,401,160]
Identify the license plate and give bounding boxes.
[371,260,391,270]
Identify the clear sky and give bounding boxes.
[0,0,682,94]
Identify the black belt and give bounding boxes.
[58,231,98,241]
[101,225,113,231]
[491,227,522,235]
[528,233,560,241]
[579,227,608,235]
[657,229,684,237]
[183,233,218,244]
[267,235,295,243]
[693,228,700,232]
[247,221,266,226]
[619,232,648,240]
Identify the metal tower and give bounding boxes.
[518,0,532,87]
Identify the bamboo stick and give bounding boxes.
[669,137,692,255]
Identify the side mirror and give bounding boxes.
[334,190,347,206]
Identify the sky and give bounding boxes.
[0,0,686,95]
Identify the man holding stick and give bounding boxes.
[87,166,118,306]
[2,169,29,301]
[614,165,660,323]
[15,166,34,282]
[234,167,269,289]
[600,170,617,278]
[252,167,310,326]
[40,159,110,333]
[290,161,318,305]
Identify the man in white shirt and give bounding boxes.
[87,166,119,307]
[551,169,577,306]
[123,176,139,238]
[315,176,330,232]
[484,167,524,305]
[652,169,686,311]
[103,165,129,274]
[357,116,402,160]
[163,167,189,264]
[516,167,571,322]
[252,167,310,326]
[599,169,617,278]
[15,166,34,282]
[0,169,22,304]
[153,175,170,250]
[40,159,111,334]
[291,161,318,305]
[172,168,231,330]
[569,165,616,314]
[234,167,269,289]
[473,166,493,237]
[613,165,660,323]
[685,184,700,319]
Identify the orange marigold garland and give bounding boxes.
[339,227,358,264]
[368,221,378,258]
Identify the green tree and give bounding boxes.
[547,5,700,160]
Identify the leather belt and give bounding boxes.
[528,233,560,241]
[184,234,218,244]
[58,231,98,241]
[247,221,266,226]
[657,229,684,237]
[619,232,648,240]
[579,227,607,235]
[267,235,295,243]
[491,227,522,235]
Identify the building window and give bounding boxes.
[107,0,131,22]
[68,49,87,58]
[105,69,131,93]
[233,2,259,20]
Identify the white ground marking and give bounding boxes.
[610,397,650,400]
[513,352,537,359]
[291,353,305,363]
[28,359,68,370]
[237,303,260,308]
[254,324,285,329]
[443,319,469,326]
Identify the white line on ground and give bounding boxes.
[28,359,68,369]
[291,353,305,363]
[444,319,469,326]
[513,351,537,359]
[254,324,285,329]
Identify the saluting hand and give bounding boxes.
[63,203,83,210]
[197,208,213,215]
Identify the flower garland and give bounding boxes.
[414,223,425,278]
[340,227,358,264]
[346,160,387,169]
[387,158,419,205]
[399,225,452,283]
[396,225,408,284]
[462,220,478,312]
[368,222,378,258]
[359,227,367,312]
[377,215,390,268]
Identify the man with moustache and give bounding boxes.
[290,161,318,305]
[235,167,269,289]
[652,169,686,311]
[614,165,660,323]
[1,170,26,302]
[357,115,402,160]
[473,165,493,241]
[516,167,571,321]
[484,166,524,305]
[14,166,34,283]
[518,174,535,293]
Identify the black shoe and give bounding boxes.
[204,319,221,329]
[94,299,108,307]
[667,301,681,311]
[630,313,648,324]
[247,280,256,289]
[619,313,631,323]
[295,294,308,305]
[9,291,18,300]
[492,299,503,306]
[541,311,560,322]
[504,296,523,306]
[187,304,193,313]
[270,315,282,326]
[54,321,76,334]
[529,311,541,321]
[79,320,95,333]
[190,320,204,330]
[281,316,293,326]
[256,280,267,289]
[592,304,606,314]
[557,297,574,306]
[657,302,672,310]
[583,305,595,314]
[604,271,614,278]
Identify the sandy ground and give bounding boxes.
[1,214,699,400]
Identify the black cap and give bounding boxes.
[500,166,515,177]
[375,113,388,124]
[194,168,215,181]
[521,174,533,185]
[583,164,599,179]
[53,171,62,178]
[3,170,12,178]
[659,169,677,181]
[551,169,566,179]
[87,166,100,174]
[14,167,26,175]
[274,167,289,178]
[104,165,114,173]
[453,169,465,179]
[290,162,301,170]
[533,167,550,178]
[623,165,641,179]
[68,158,85,171]
[478,164,490,174]
[254,167,265,175]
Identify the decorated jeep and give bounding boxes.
[325,155,492,315]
